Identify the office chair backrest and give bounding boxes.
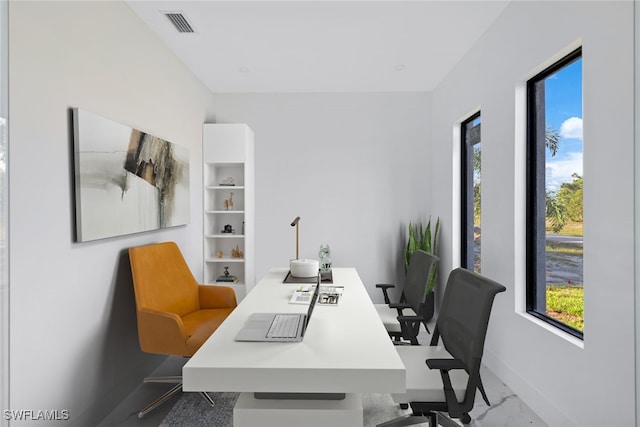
[432,268,506,373]
[403,250,439,312]
[129,241,200,317]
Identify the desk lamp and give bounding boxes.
[289,216,319,277]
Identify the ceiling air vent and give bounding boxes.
[164,12,195,34]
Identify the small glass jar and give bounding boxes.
[319,245,332,273]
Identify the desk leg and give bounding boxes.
[233,392,363,427]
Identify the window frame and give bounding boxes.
[525,47,583,339]
[461,111,481,272]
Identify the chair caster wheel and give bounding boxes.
[461,413,471,424]
[400,403,408,409]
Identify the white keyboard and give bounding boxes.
[267,314,301,338]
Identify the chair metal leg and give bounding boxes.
[143,375,182,384]
[200,391,215,406]
[138,376,216,418]
[138,382,182,418]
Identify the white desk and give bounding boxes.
[183,268,405,426]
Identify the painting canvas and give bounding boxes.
[72,108,190,242]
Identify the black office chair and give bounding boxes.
[374,250,439,345]
[377,268,506,427]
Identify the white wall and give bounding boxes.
[9,2,216,425]
[212,92,432,298]
[430,2,635,426]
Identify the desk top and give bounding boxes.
[183,268,405,394]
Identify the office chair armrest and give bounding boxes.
[198,284,238,309]
[425,358,465,371]
[137,308,190,356]
[397,314,425,322]
[375,283,395,304]
[426,358,469,418]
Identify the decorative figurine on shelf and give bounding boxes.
[222,224,234,234]
[319,244,332,273]
[231,245,244,259]
[216,250,223,258]
[216,266,238,283]
[223,192,234,210]
[221,176,235,186]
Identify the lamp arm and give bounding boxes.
[291,216,300,259]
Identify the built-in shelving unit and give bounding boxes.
[203,124,254,301]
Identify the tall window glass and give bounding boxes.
[527,48,583,338]
[461,112,481,273]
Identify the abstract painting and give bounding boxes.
[72,108,189,242]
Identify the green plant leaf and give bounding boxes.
[424,218,432,253]
[405,216,441,293]
[433,217,440,256]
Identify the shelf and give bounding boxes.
[205,210,245,214]
[203,123,254,301]
[206,185,245,190]
[206,257,245,263]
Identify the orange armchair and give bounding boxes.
[129,241,237,418]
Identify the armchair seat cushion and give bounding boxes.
[375,303,417,333]
[391,345,468,404]
[183,308,235,354]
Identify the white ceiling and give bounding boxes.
[126,1,511,93]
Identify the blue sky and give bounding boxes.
[544,57,583,192]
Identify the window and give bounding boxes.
[526,48,583,338]
[461,112,481,273]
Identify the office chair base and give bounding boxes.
[138,377,215,418]
[376,411,463,427]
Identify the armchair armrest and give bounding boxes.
[375,283,395,304]
[137,308,190,356]
[198,284,237,309]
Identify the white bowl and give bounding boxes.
[290,259,319,278]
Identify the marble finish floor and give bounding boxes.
[99,354,547,427]
[464,364,547,427]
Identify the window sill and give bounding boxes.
[517,311,585,349]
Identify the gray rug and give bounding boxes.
[159,392,416,427]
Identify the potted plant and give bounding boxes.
[405,217,440,322]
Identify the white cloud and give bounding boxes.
[560,117,583,140]
[546,151,583,192]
